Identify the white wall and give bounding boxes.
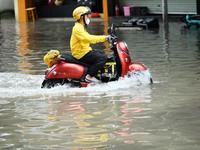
[0,0,14,12]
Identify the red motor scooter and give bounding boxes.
[41,24,153,88]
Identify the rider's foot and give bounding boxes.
[85,74,100,83]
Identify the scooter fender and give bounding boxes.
[45,61,85,79]
[117,42,131,77]
[129,62,147,71]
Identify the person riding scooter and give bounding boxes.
[41,24,152,89]
[70,6,112,82]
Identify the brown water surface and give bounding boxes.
[0,16,200,150]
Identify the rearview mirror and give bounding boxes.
[108,24,116,35]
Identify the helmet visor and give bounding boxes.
[85,6,92,15]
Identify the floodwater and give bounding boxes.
[0,15,200,150]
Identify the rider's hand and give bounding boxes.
[52,55,61,64]
[106,35,113,41]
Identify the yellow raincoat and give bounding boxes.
[70,22,106,59]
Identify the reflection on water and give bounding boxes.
[12,83,152,149]
[0,16,200,150]
[16,23,34,74]
[162,22,170,63]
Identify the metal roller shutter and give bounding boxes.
[119,0,197,14]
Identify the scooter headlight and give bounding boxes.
[52,71,57,76]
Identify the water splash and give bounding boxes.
[0,70,152,98]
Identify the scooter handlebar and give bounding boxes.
[106,35,117,43]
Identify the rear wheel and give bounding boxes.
[41,79,82,88]
[41,79,66,88]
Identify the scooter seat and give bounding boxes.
[61,54,91,67]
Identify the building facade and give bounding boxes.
[119,0,200,15]
[0,0,14,13]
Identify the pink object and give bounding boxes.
[123,6,131,16]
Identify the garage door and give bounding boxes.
[119,0,197,14]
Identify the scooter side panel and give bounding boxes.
[46,61,85,79]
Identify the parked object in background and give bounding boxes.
[115,4,120,16]
[48,0,54,5]
[77,0,95,8]
[123,6,148,16]
[122,17,159,29]
[123,6,131,16]
[89,12,100,18]
[26,7,38,21]
[54,0,63,6]
[180,15,200,29]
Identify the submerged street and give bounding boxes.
[0,15,200,149]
